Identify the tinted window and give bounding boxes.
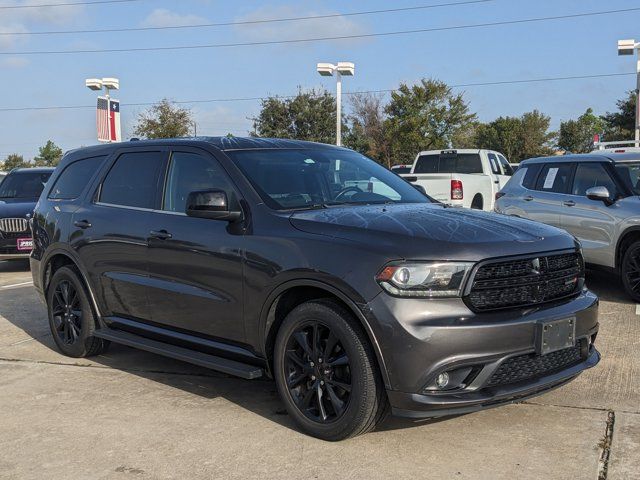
[48,156,105,200]
[0,171,52,199]
[415,153,483,174]
[534,164,573,193]
[229,148,430,210]
[100,151,164,209]
[498,155,514,176]
[391,166,412,174]
[522,163,542,189]
[572,163,618,197]
[614,162,640,195]
[163,152,237,213]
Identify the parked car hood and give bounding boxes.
[0,198,38,218]
[289,203,577,260]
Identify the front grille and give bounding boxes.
[486,345,583,388]
[0,218,28,234]
[467,252,583,311]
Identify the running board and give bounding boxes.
[94,328,264,380]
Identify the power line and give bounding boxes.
[1,7,638,55]
[0,0,493,36]
[0,71,633,113]
[0,0,141,9]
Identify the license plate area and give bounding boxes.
[16,238,33,251]
[537,317,575,355]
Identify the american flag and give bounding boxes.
[96,96,121,143]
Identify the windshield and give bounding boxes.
[615,163,640,195]
[228,148,432,210]
[0,171,52,199]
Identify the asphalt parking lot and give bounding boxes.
[0,260,638,480]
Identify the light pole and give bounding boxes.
[85,77,120,100]
[618,39,640,147]
[317,62,355,146]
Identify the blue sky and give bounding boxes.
[0,0,639,159]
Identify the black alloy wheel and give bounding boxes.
[47,266,109,358]
[51,280,83,346]
[622,241,640,302]
[284,321,351,423]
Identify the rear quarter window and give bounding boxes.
[521,163,542,189]
[48,156,106,200]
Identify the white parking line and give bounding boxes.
[636,304,640,316]
[0,281,33,290]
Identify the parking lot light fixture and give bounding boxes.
[85,76,119,99]
[316,62,355,146]
[617,39,640,147]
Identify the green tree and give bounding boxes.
[251,88,337,144]
[33,140,63,167]
[1,153,27,171]
[474,110,555,162]
[384,79,477,165]
[557,108,605,153]
[133,98,193,139]
[344,92,392,166]
[602,91,636,141]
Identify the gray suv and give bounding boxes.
[495,153,640,300]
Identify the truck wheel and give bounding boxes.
[46,266,110,358]
[273,299,388,441]
[621,240,640,302]
[471,195,483,210]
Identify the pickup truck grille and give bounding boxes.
[0,218,28,234]
[466,252,583,311]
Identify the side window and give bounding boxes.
[163,151,237,213]
[534,163,574,193]
[99,151,165,209]
[488,153,501,174]
[48,156,105,200]
[522,163,542,189]
[572,163,618,197]
[498,155,514,176]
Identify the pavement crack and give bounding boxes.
[522,400,639,416]
[597,410,615,480]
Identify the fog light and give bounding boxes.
[436,372,450,389]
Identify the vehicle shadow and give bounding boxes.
[0,285,447,436]
[585,269,630,305]
[0,259,30,273]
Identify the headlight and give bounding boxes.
[376,262,474,298]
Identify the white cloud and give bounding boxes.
[0,1,85,50]
[0,56,29,69]
[234,5,367,45]
[141,9,208,28]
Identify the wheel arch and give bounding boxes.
[616,227,640,270]
[260,279,391,389]
[471,193,484,210]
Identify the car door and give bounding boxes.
[523,162,575,227]
[72,147,167,321]
[145,147,246,343]
[560,162,619,267]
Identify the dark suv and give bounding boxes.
[0,167,54,260]
[31,138,600,440]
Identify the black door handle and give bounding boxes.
[73,220,92,229]
[563,200,576,207]
[524,196,534,202]
[149,230,172,240]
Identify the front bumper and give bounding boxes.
[0,237,31,260]
[364,288,600,418]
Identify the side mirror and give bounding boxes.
[586,186,613,206]
[186,189,243,221]
[412,184,427,195]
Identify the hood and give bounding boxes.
[289,203,577,260]
[0,198,37,218]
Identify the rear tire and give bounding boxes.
[621,240,640,302]
[273,299,388,441]
[46,266,109,358]
[471,195,483,210]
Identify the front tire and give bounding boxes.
[274,299,387,441]
[46,266,109,358]
[621,240,640,302]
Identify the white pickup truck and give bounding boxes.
[402,149,513,211]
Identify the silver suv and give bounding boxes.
[495,153,640,301]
